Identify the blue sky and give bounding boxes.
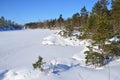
[0,0,99,24]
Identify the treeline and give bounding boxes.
[26,0,120,67]
[25,14,64,29]
[25,6,88,30]
[0,16,22,31]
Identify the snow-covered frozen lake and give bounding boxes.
[0,29,81,69]
[0,29,120,80]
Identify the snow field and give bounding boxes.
[0,29,120,80]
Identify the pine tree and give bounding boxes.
[72,13,80,28]
[80,6,88,27]
[90,0,112,46]
[111,0,120,35]
[58,14,64,28]
[80,6,88,16]
[86,13,96,34]
[79,6,89,38]
[84,0,113,66]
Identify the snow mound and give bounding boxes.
[42,34,81,46]
[2,69,41,80]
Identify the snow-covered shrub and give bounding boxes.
[85,46,104,67]
[65,25,74,37]
[103,44,120,57]
[58,30,68,38]
[85,43,120,67]
[109,35,120,44]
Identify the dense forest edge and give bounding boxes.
[1,0,120,67]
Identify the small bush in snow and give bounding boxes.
[85,46,104,67]
[85,44,120,67]
[103,44,120,57]
[33,56,46,71]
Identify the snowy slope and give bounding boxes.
[0,29,120,80]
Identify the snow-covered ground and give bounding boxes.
[0,29,120,80]
[42,32,85,46]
